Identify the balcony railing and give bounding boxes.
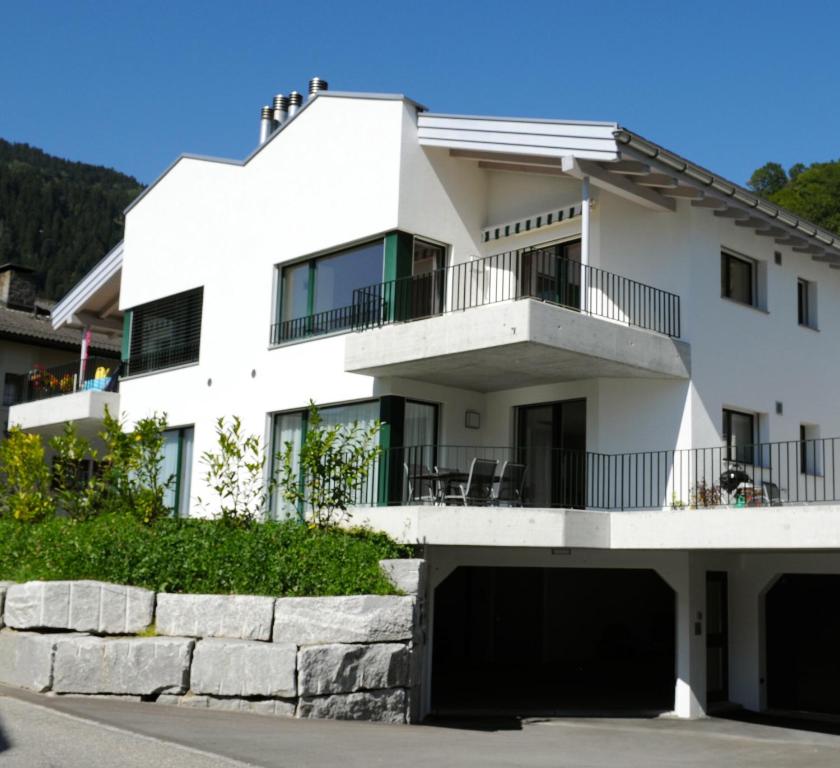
[271,305,358,345]
[21,357,121,403]
[331,438,840,511]
[352,247,682,338]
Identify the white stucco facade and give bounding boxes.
[42,88,840,721]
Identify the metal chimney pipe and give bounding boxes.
[308,77,328,100]
[272,94,289,129]
[287,91,303,118]
[259,106,273,145]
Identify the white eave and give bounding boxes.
[51,241,124,332]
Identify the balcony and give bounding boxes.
[344,249,689,390]
[346,438,840,550]
[9,357,120,438]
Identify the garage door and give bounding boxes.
[767,574,840,715]
[432,566,676,715]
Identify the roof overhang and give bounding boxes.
[420,111,840,264]
[51,241,124,333]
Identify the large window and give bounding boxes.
[160,426,194,517]
[126,288,203,376]
[270,400,381,518]
[2,373,23,406]
[275,241,384,343]
[723,408,755,464]
[721,251,755,307]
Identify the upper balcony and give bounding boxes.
[9,356,120,438]
[343,248,689,391]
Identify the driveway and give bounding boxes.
[2,685,840,767]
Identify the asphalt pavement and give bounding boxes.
[3,684,840,767]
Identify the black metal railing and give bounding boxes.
[270,304,361,345]
[21,357,121,403]
[324,438,840,511]
[352,247,682,338]
[124,343,200,377]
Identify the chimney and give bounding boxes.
[287,91,303,118]
[308,77,328,100]
[0,264,37,311]
[258,105,273,146]
[272,94,289,128]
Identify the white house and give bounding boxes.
[19,79,840,722]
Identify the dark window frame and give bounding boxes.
[797,278,816,329]
[721,250,756,307]
[2,372,25,406]
[722,408,756,464]
[126,287,204,377]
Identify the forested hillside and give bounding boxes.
[748,160,840,233]
[0,139,143,299]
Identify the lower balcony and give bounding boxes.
[9,357,120,438]
[342,438,840,550]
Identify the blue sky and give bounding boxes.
[1,0,838,186]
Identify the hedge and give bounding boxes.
[0,516,410,596]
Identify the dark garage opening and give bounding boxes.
[432,566,676,715]
[767,574,840,716]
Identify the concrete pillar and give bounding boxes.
[662,552,706,718]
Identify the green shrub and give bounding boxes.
[0,516,409,596]
[49,423,100,520]
[0,428,54,521]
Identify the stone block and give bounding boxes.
[191,638,296,697]
[379,559,425,596]
[52,636,194,695]
[0,581,14,629]
[0,629,75,692]
[174,694,295,717]
[298,688,406,723]
[273,596,414,645]
[4,580,154,634]
[298,643,409,696]
[156,593,274,641]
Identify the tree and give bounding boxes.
[747,162,788,197]
[770,162,840,234]
[278,401,381,528]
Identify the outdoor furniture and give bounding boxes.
[762,481,784,506]
[494,461,527,506]
[403,463,436,504]
[443,458,498,506]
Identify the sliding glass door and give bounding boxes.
[516,399,586,508]
[519,239,582,310]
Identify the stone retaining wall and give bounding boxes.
[0,559,425,724]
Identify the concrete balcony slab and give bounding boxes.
[344,299,690,391]
[9,390,119,439]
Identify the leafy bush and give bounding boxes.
[0,428,54,521]
[0,516,409,596]
[279,401,382,528]
[198,416,274,526]
[49,423,99,520]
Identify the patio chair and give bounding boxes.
[761,481,784,507]
[494,461,527,506]
[443,458,498,506]
[403,463,436,504]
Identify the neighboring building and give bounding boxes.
[0,263,120,438]
[28,80,840,721]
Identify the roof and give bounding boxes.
[0,301,120,354]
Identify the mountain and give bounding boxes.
[0,139,144,300]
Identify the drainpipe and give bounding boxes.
[581,176,591,311]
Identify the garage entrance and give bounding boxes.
[431,566,676,715]
[767,574,840,715]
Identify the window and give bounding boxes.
[126,288,203,376]
[406,240,446,319]
[800,424,821,476]
[160,426,194,516]
[723,409,755,464]
[2,373,24,406]
[275,240,384,343]
[721,251,755,306]
[270,400,381,518]
[798,278,817,329]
